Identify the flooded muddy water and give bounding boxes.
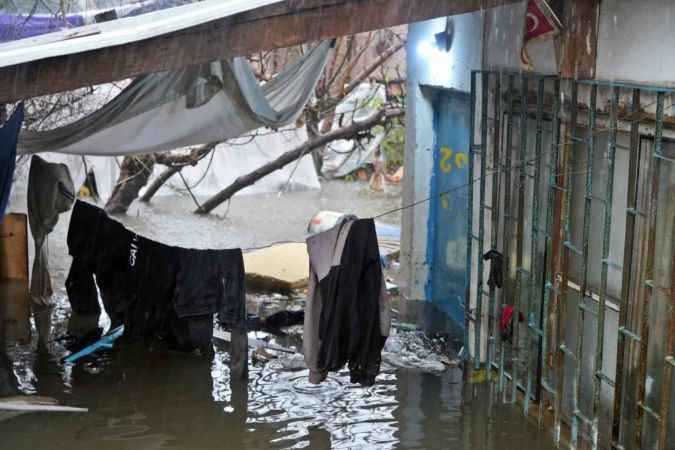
[1,302,557,450]
[1,181,556,449]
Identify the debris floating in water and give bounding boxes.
[0,396,88,413]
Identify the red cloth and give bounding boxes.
[500,305,525,333]
[500,306,515,333]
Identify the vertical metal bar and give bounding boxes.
[512,73,528,404]
[572,83,598,450]
[499,73,516,399]
[590,86,619,449]
[634,92,664,450]
[488,73,502,373]
[539,77,561,425]
[554,80,578,446]
[467,71,476,365]
[652,93,672,450]
[474,71,489,370]
[657,246,674,450]
[611,88,641,448]
[524,76,546,415]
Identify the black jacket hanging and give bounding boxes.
[305,218,390,386]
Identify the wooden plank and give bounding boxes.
[0,0,519,102]
[0,214,29,281]
[0,214,30,343]
[558,0,600,78]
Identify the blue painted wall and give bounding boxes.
[401,13,484,302]
[425,89,471,328]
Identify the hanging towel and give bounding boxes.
[304,217,390,386]
[0,103,24,218]
[27,155,75,305]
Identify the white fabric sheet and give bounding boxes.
[18,41,331,156]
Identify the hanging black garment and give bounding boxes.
[65,200,245,352]
[483,249,504,289]
[0,103,24,218]
[311,218,389,386]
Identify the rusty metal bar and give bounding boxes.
[466,71,477,364]
[538,77,561,425]
[474,71,489,369]
[487,72,502,372]
[554,80,578,445]
[511,73,528,404]
[590,86,619,448]
[524,77,546,415]
[499,73,516,399]
[634,92,664,450]
[571,83,597,450]
[654,94,673,450]
[610,89,640,449]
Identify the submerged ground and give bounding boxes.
[1,181,556,449]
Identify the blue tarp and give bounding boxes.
[0,0,194,43]
[0,103,24,218]
[0,14,84,42]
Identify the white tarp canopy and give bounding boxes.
[0,0,284,68]
[17,40,332,156]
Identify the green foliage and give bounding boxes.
[379,119,405,168]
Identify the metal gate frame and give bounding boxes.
[467,70,674,450]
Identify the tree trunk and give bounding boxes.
[105,155,155,214]
[304,108,324,176]
[195,108,403,215]
[139,165,181,203]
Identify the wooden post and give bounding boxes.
[0,213,31,343]
[558,0,600,79]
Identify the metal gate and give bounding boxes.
[467,70,674,450]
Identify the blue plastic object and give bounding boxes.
[63,325,125,364]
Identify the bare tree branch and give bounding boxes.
[140,142,217,203]
[195,108,404,215]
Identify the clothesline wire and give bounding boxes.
[239,154,539,250]
[178,170,205,212]
[168,147,216,192]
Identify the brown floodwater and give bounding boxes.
[0,292,558,450]
[0,182,557,449]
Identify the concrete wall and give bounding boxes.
[481,0,675,83]
[483,1,556,74]
[401,12,483,300]
[596,0,675,84]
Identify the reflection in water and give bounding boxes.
[0,297,557,450]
